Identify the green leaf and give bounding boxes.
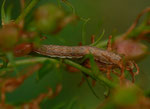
[61,0,76,14]
[1,0,12,24]
[16,0,40,23]
[5,5,13,23]
[83,54,99,75]
[90,29,105,46]
[1,0,6,25]
[36,60,53,81]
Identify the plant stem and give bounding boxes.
[0,57,116,88]
[64,59,117,88]
[96,39,108,48]
[15,0,40,23]
[62,0,76,15]
[6,57,58,67]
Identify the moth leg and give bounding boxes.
[91,35,95,43]
[78,59,94,86]
[106,68,111,80]
[133,61,139,75]
[92,80,96,86]
[128,69,135,83]
[115,59,126,84]
[78,75,88,86]
[83,54,100,87]
[120,65,125,84]
[78,42,82,46]
[40,36,47,41]
[126,61,139,82]
[107,35,112,51]
[76,54,99,94]
[78,74,96,87]
[126,61,139,83]
[78,76,85,86]
[112,70,120,77]
[66,64,80,73]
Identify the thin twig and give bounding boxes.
[16,0,40,23]
[122,7,150,39]
[64,59,117,88]
[0,57,116,88]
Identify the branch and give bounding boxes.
[0,57,116,88]
[16,0,40,23]
[122,7,150,39]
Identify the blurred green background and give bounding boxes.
[1,0,150,109]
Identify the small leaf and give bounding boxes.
[5,5,13,23]
[81,54,99,75]
[61,0,76,14]
[91,29,105,46]
[87,54,99,74]
[1,0,6,25]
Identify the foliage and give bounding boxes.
[0,0,150,109]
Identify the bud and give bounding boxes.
[97,83,145,109]
[113,39,148,60]
[112,85,139,106]
[13,43,32,57]
[0,23,19,51]
[34,4,65,34]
